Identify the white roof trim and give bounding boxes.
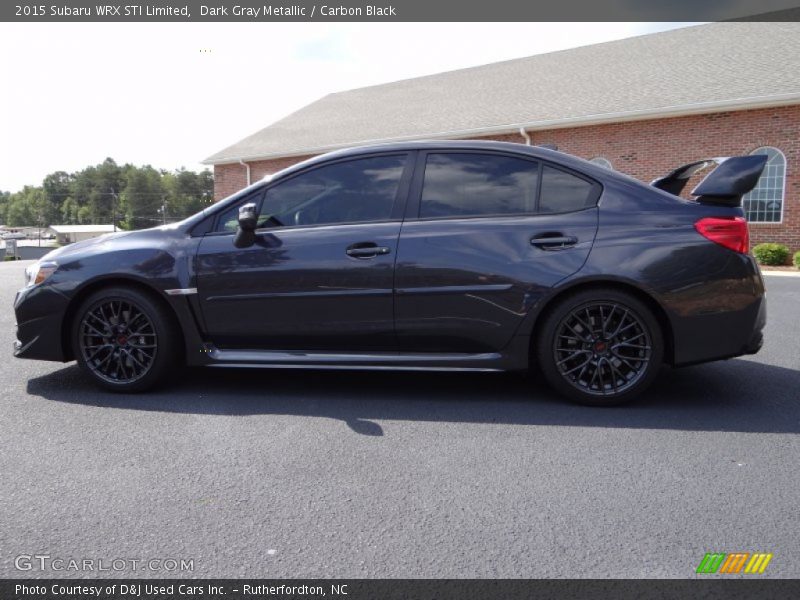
[48,225,116,233]
[203,92,800,165]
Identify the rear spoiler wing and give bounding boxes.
[651,155,768,206]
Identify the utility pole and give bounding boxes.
[109,188,118,231]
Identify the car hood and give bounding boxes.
[40,225,179,262]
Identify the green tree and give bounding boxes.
[3,160,213,230]
[41,171,72,226]
[0,190,10,225]
[163,167,214,220]
[5,193,35,226]
[88,158,123,224]
[120,166,164,229]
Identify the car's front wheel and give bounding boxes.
[536,288,664,406]
[71,286,178,392]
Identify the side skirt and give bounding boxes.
[198,345,527,372]
[208,364,501,372]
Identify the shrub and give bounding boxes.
[752,243,790,266]
[794,251,800,270]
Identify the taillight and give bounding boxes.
[694,216,749,254]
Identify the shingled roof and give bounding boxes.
[204,22,800,165]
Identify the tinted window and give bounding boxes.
[420,153,538,218]
[257,155,406,228]
[539,166,596,213]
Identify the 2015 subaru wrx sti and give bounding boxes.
[13,141,768,405]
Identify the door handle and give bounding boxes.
[530,234,578,250]
[346,243,391,259]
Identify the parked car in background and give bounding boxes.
[13,141,767,405]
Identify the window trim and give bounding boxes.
[405,149,602,222]
[204,151,415,236]
[743,146,786,224]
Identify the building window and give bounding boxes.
[743,147,786,223]
[589,157,613,170]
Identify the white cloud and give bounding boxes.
[0,22,696,192]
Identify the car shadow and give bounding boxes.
[26,358,800,436]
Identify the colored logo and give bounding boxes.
[696,552,773,574]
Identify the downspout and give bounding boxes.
[519,127,531,146]
[239,159,251,186]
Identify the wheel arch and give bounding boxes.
[61,276,185,362]
[525,278,675,366]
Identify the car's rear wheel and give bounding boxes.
[72,286,178,392]
[536,288,663,406]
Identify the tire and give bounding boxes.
[535,288,664,406]
[71,286,179,392]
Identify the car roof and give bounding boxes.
[270,139,621,183]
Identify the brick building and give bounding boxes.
[204,22,800,250]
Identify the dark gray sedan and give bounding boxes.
[13,141,767,405]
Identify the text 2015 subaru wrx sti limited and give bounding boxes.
[14,142,768,405]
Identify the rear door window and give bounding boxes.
[419,153,539,218]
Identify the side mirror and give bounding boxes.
[234,202,257,248]
[238,202,258,231]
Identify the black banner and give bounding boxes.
[3,0,800,22]
[3,580,800,600]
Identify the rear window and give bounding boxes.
[539,165,597,213]
[420,153,539,218]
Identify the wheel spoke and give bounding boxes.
[558,334,582,342]
[588,364,600,391]
[574,309,594,336]
[613,342,651,351]
[87,312,111,331]
[556,349,590,366]
[601,305,616,337]
[85,344,111,362]
[564,322,590,341]
[83,322,108,338]
[608,359,626,389]
[95,350,114,371]
[125,350,148,370]
[562,356,593,375]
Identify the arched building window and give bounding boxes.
[743,147,786,223]
[589,157,613,170]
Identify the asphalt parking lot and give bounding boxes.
[1,259,798,579]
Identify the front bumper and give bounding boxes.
[13,285,70,362]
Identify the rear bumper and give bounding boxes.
[743,295,766,355]
[671,290,766,367]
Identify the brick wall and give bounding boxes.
[212,105,800,251]
[213,154,316,201]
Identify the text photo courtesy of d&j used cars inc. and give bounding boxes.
[1,1,800,599]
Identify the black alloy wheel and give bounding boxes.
[79,298,157,384]
[72,287,179,392]
[537,289,663,405]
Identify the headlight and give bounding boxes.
[24,261,58,287]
